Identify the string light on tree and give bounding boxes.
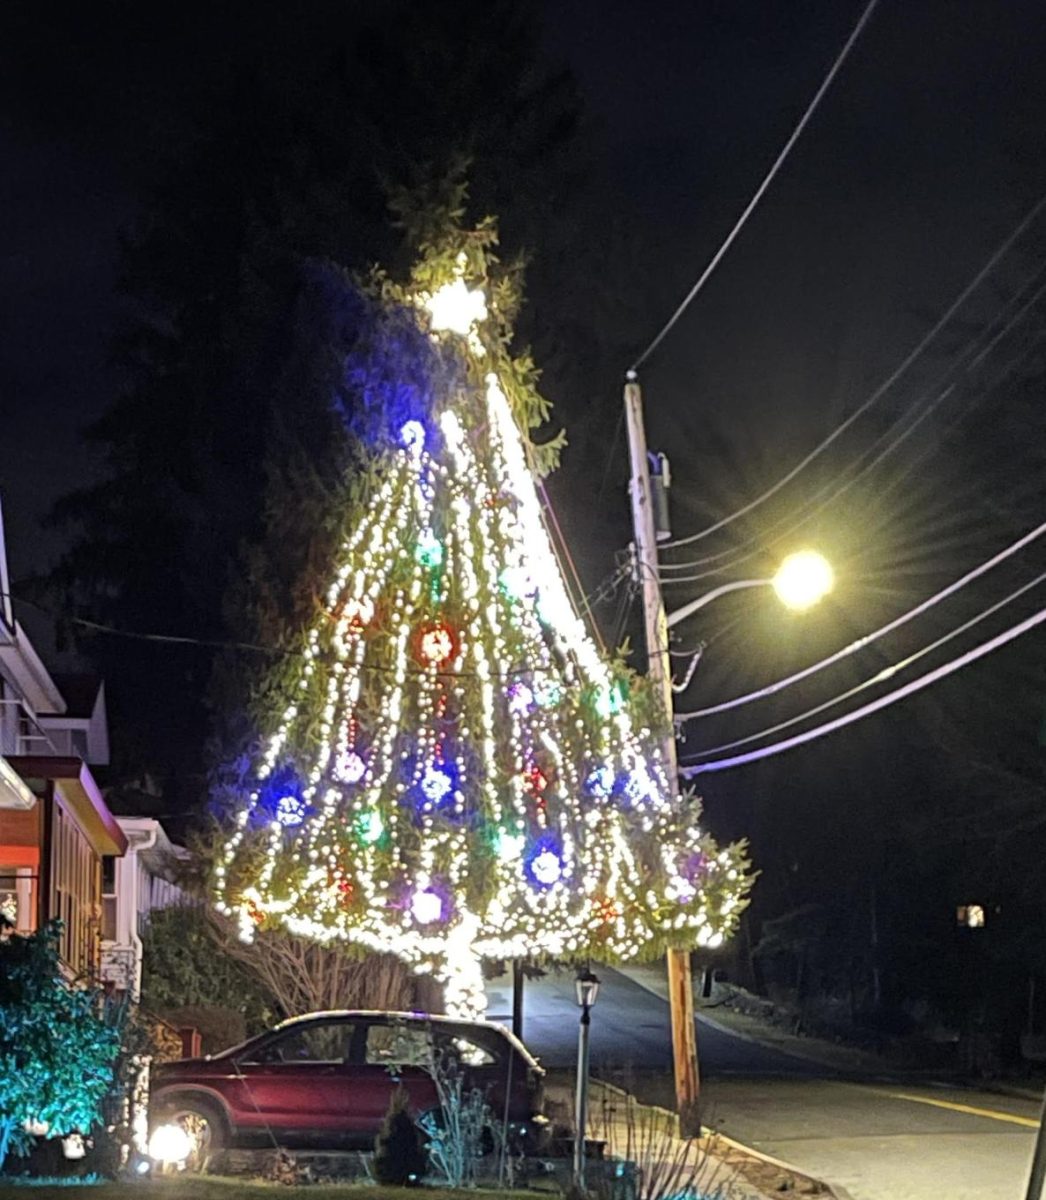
[216,228,752,1019]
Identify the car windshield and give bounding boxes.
[240,1020,355,1065]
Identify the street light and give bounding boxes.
[771,549,834,612]
[665,549,833,629]
[573,968,600,1191]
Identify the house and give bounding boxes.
[0,497,127,979]
[101,815,189,1000]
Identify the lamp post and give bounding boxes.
[573,968,600,1191]
[625,372,833,1133]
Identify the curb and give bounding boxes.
[709,1128,856,1200]
[592,1075,851,1200]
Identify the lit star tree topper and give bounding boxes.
[215,221,752,1018]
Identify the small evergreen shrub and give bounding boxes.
[373,1086,426,1186]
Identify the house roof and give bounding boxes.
[51,673,103,720]
[7,756,127,856]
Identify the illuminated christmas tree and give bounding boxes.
[216,222,751,1017]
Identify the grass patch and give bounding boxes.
[0,1179,521,1200]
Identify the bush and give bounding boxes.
[418,1049,493,1188]
[373,1086,427,1186]
[0,921,120,1172]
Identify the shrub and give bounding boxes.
[0,921,120,1172]
[373,1086,426,1186]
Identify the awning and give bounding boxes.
[6,756,127,856]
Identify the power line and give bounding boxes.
[674,517,1046,720]
[537,478,608,653]
[0,592,589,683]
[660,267,1046,576]
[660,188,1046,550]
[630,0,881,371]
[683,570,1046,757]
[659,383,954,582]
[595,406,626,509]
[680,604,1046,776]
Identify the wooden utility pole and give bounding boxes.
[623,370,701,1136]
[1024,1086,1046,1200]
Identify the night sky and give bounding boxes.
[5,1,1046,556]
[2,1,1044,878]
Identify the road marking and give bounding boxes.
[880,1089,1039,1128]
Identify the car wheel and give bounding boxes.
[151,1098,227,1172]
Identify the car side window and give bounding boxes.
[365,1022,432,1067]
[435,1032,496,1067]
[245,1021,354,1065]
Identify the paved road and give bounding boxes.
[486,966,1041,1200]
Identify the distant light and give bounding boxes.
[412,888,443,925]
[507,682,534,717]
[148,1123,193,1165]
[495,829,525,863]
[415,530,444,569]
[585,766,613,798]
[530,848,563,886]
[357,809,384,844]
[400,420,426,454]
[135,1159,152,1175]
[420,765,453,803]
[275,795,306,827]
[334,750,366,785]
[419,623,456,667]
[772,550,834,611]
[957,904,986,928]
[424,276,487,336]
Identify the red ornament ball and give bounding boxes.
[414,620,459,668]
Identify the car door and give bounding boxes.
[432,1024,504,1108]
[349,1018,439,1132]
[235,1017,357,1139]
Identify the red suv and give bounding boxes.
[149,1010,546,1164]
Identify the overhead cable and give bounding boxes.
[680,605,1046,776]
[660,188,1046,549]
[660,267,1046,576]
[674,518,1046,720]
[630,0,881,371]
[659,384,954,582]
[683,570,1046,756]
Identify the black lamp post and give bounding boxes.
[573,968,600,1190]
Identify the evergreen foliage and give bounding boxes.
[214,223,751,1015]
[139,905,274,1036]
[0,922,120,1172]
[44,1,585,814]
[373,1086,427,1187]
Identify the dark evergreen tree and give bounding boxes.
[45,0,585,814]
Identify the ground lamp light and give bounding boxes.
[573,968,601,1190]
[147,1123,193,1170]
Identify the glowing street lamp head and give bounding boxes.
[772,550,834,611]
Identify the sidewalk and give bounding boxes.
[544,1073,835,1199]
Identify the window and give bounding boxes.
[51,800,99,976]
[434,1029,498,1067]
[365,1021,432,1067]
[246,1020,354,1065]
[0,870,36,933]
